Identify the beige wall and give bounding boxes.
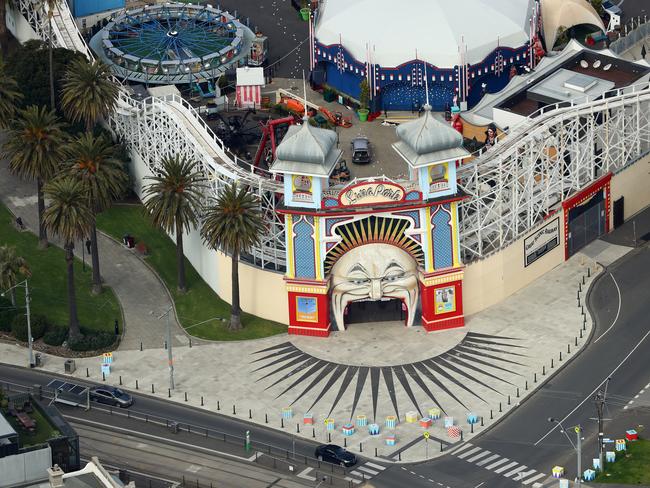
[130,152,290,325]
[463,213,566,316]
[610,153,650,222]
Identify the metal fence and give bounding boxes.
[0,381,359,488]
[609,16,650,56]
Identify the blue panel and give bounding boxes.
[431,207,453,269]
[293,217,316,279]
[325,62,361,99]
[380,82,454,112]
[71,0,125,18]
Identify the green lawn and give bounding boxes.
[0,204,120,334]
[96,204,286,341]
[4,404,60,448]
[596,438,650,484]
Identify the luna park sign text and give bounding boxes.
[339,182,405,206]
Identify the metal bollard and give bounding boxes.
[507,395,511,405]
[399,452,402,460]
[568,343,571,353]
[312,428,315,438]
[516,387,520,398]
[184,392,187,402]
[136,380,139,389]
[525,380,528,390]
[233,405,236,415]
[217,400,220,410]
[543,366,546,375]
[559,352,562,362]
[86,367,89,378]
[375,447,378,457]
[328,433,331,443]
[344,437,347,447]
[551,359,554,368]
[481,416,484,426]
[265,413,268,424]
[249,409,252,419]
[360,442,363,453]
[534,373,537,382]
[580,329,583,338]
[102,372,105,382]
[168,388,171,398]
[297,423,300,433]
[281,418,284,428]
[471,423,474,433]
[499,402,502,413]
[119,375,122,385]
[575,337,578,346]
[201,396,204,406]
[490,409,493,419]
[151,384,154,394]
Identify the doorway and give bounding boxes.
[567,190,606,257]
[345,299,405,325]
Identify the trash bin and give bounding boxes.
[64,359,76,373]
[169,421,179,434]
[34,353,42,367]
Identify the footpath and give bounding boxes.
[0,154,188,350]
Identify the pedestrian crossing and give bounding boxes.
[450,443,547,485]
[345,461,387,485]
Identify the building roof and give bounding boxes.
[236,66,265,86]
[527,68,615,104]
[0,413,17,439]
[541,0,604,50]
[271,121,342,176]
[392,108,470,167]
[315,0,533,67]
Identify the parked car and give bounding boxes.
[351,136,371,164]
[602,0,622,16]
[89,386,134,408]
[314,444,357,467]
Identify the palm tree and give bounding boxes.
[3,106,67,248]
[60,58,119,133]
[201,182,265,331]
[43,177,93,338]
[0,57,22,126]
[0,245,30,307]
[65,133,127,294]
[143,154,205,293]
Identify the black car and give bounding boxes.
[314,444,357,467]
[351,136,371,164]
[89,386,134,408]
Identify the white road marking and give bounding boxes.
[594,272,622,344]
[523,473,546,485]
[516,469,537,479]
[350,470,365,478]
[476,454,500,466]
[535,329,650,445]
[297,467,316,481]
[466,450,491,463]
[185,465,201,473]
[494,461,518,474]
[457,447,482,459]
[484,457,509,470]
[358,466,379,475]
[532,482,545,488]
[474,483,484,488]
[365,462,386,471]
[447,442,473,456]
[345,477,361,485]
[504,465,527,477]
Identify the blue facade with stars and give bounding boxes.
[313,41,530,112]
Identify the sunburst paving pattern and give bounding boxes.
[251,332,527,422]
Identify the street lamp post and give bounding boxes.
[2,280,34,367]
[549,417,582,486]
[159,307,174,390]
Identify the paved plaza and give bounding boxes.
[0,239,631,462]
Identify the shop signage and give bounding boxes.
[339,182,405,206]
[524,217,559,267]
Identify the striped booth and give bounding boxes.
[467,413,479,425]
[405,411,419,423]
[282,407,293,419]
[419,417,433,428]
[444,416,454,428]
[552,466,564,478]
[447,426,461,438]
[369,423,380,436]
[356,415,368,427]
[615,439,626,451]
[325,418,335,431]
[342,423,355,436]
[303,413,314,425]
[606,451,616,463]
[583,469,596,481]
[385,435,397,446]
[592,458,601,471]
[559,479,569,488]
[428,408,441,420]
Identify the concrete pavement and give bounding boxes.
[0,150,188,351]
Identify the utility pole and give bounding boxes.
[595,390,606,470]
[160,307,175,390]
[576,425,582,486]
[25,281,34,368]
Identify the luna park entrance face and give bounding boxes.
[330,243,419,330]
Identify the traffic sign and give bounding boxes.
[424,431,430,440]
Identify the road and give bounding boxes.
[1,243,649,488]
[370,243,650,488]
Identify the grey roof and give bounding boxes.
[271,121,342,176]
[0,412,17,439]
[393,107,470,167]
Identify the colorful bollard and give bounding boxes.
[552,466,564,478]
[606,451,616,463]
[356,414,368,427]
[419,417,433,428]
[385,415,397,429]
[385,435,396,446]
[467,412,479,425]
[405,411,419,423]
[428,407,441,420]
[282,407,293,419]
[368,423,380,436]
[303,413,314,425]
[325,418,335,431]
[583,469,596,481]
[447,426,461,438]
[444,416,454,428]
[342,423,355,436]
[559,479,569,488]
[625,429,638,441]
[592,458,601,471]
[615,439,626,451]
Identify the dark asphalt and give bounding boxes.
[370,242,650,488]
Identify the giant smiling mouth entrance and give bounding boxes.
[330,244,419,330]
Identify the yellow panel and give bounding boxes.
[286,214,295,278]
[425,207,434,272]
[314,217,322,280]
[450,202,461,267]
